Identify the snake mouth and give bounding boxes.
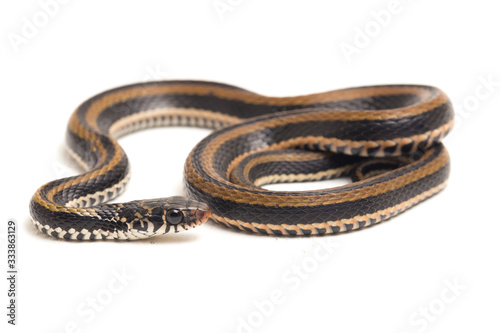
[176,206,210,233]
[195,204,211,226]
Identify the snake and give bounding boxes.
[29,80,453,240]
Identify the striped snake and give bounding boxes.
[30,81,453,240]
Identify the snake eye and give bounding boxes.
[166,209,183,224]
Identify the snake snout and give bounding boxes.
[165,196,211,229]
[195,203,211,225]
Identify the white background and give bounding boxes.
[1,0,499,332]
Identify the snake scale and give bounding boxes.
[29,81,453,240]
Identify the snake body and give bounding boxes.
[29,81,453,240]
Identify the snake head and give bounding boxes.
[124,196,211,237]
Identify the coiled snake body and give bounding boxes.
[30,81,453,240]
